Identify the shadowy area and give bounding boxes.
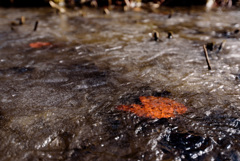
[162,0,207,6]
[0,0,240,7]
[0,0,49,7]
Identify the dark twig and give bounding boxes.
[153,30,159,41]
[217,40,226,53]
[33,20,38,31]
[203,45,212,70]
[206,42,214,51]
[167,31,173,39]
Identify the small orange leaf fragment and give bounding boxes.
[117,96,187,119]
[29,42,52,48]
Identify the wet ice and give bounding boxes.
[0,7,240,161]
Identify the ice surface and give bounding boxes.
[0,7,239,161]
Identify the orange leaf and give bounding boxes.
[117,96,187,119]
[29,42,52,48]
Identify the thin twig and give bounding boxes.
[217,40,226,53]
[19,16,25,25]
[153,30,159,41]
[103,8,110,15]
[203,45,212,70]
[33,20,38,31]
[167,31,173,39]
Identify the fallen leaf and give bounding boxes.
[117,96,187,119]
[29,42,52,48]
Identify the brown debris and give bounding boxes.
[203,45,212,70]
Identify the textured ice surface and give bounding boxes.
[0,7,239,161]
